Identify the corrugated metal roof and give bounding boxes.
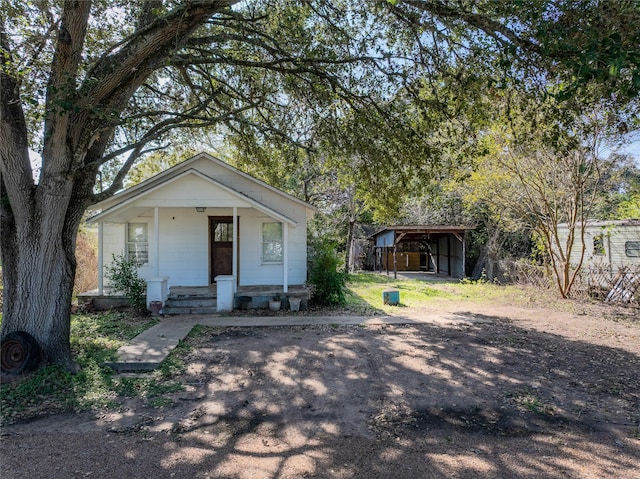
[370,225,474,239]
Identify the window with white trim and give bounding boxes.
[127,223,148,264]
[262,222,283,263]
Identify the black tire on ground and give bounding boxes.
[1,331,43,376]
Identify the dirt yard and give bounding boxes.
[1,293,639,479]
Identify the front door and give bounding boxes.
[210,216,236,283]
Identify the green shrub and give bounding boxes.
[308,239,347,305]
[105,254,147,314]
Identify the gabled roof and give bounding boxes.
[88,152,316,224]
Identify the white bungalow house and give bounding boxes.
[87,152,316,312]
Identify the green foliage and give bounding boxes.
[615,193,640,219]
[590,154,640,219]
[346,273,453,311]
[122,148,197,188]
[105,254,147,314]
[308,238,347,305]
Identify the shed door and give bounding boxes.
[210,217,236,283]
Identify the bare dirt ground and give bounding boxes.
[2,292,639,479]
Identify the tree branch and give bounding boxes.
[0,16,35,222]
[400,0,540,53]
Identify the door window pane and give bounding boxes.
[214,223,232,242]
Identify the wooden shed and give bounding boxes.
[371,225,473,278]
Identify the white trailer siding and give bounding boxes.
[607,224,640,267]
[557,220,640,269]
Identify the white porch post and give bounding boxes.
[283,222,289,293]
[232,207,238,292]
[153,206,160,277]
[98,222,104,295]
[146,206,169,310]
[154,206,160,276]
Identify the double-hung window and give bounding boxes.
[127,223,148,264]
[262,222,283,263]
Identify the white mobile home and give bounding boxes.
[557,219,640,269]
[87,152,316,311]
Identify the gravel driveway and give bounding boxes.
[2,302,639,478]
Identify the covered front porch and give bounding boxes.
[163,284,311,314]
[78,283,311,314]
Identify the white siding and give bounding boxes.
[137,174,252,209]
[189,157,305,221]
[237,210,307,286]
[101,221,155,287]
[157,208,210,286]
[102,223,125,289]
[608,226,640,267]
[101,206,308,287]
[557,222,640,268]
[94,153,313,287]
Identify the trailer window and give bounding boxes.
[625,241,640,257]
[593,234,605,256]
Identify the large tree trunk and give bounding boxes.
[0,177,85,369]
[1,1,233,371]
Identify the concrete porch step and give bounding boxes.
[170,292,216,300]
[161,295,217,315]
[161,306,218,315]
[164,298,217,308]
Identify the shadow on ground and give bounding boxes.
[2,315,640,478]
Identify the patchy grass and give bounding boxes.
[111,325,214,409]
[505,389,557,416]
[0,314,218,424]
[343,272,639,324]
[345,272,527,313]
[1,312,159,425]
[4,275,635,426]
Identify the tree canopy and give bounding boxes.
[2,0,640,367]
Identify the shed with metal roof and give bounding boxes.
[371,225,473,278]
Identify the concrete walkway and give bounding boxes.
[106,312,492,372]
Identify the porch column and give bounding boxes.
[232,207,238,292]
[98,222,104,295]
[154,206,160,277]
[283,222,289,293]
